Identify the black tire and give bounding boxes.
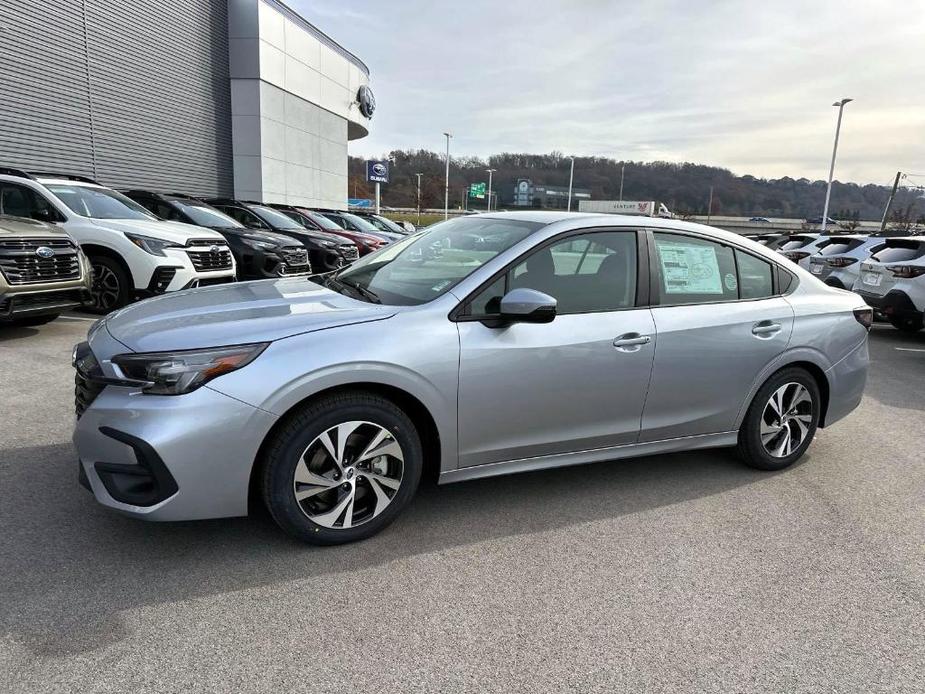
[888,315,924,333]
[735,367,821,471]
[261,391,423,545]
[85,256,129,314]
[10,313,59,327]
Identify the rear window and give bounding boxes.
[870,241,925,263]
[817,239,863,256]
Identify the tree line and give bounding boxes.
[348,150,923,222]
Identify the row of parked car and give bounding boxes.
[0,167,414,325]
[749,230,925,333]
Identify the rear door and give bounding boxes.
[640,230,794,442]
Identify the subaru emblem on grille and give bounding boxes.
[35,246,55,258]
[209,245,220,253]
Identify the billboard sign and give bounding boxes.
[348,198,373,208]
[366,160,389,183]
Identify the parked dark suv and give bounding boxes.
[124,191,311,279]
[268,204,387,256]
[207,199,358,271]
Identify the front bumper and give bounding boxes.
[132,246,236,296]
[73,382,278,521]
[0,286,89,320]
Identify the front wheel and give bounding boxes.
[888,315,923,333]
[735,368,821,471]
[85,256,129,314]
[261,392,423,545]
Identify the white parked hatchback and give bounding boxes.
[853,236,925,333]
[0,168,235,312]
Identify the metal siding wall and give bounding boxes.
[0,0,233,196]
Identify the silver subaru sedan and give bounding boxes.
[73,212,871,544]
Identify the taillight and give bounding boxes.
[853,307,873,330]
[887,265,925,278]
[785,251,810,260]
[826,257,858,267]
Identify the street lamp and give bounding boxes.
[415,172,422,225]
[567,157,575,212]
[486,168,496,212]
[443,132,452,220]
[619,163,625,201]
[821,98,853,232]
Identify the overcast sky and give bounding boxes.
[293,0,925,186]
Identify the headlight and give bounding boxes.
[316,239,336,248]
[124,232,180,257]
[112,343,268,395]
[240,237,278,251]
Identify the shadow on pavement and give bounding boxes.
[0,440,769,658]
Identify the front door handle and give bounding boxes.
[613,333,651,351]
[751,321,782,337]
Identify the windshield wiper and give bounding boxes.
[323,274,380,304]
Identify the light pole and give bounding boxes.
[443,132,452,220]
[821,98,853,232]
[415,172,422,225]
[567,157,575,212]
[486,168,496,211]
[619,163,625,201]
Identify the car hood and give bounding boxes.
[102,278,396,352]
[89,218,225,244]
[213,227,302,247]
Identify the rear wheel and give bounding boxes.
[261,392,423,545]
[888,315,923,333]
[735,368,821,471]
[85,256,129,314]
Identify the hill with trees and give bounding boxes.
[348,150,923,223]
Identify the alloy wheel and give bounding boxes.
[760,382,814,458]
[91,263,121,312]
[293,421,404,529]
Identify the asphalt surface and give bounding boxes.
[1,315,923,693]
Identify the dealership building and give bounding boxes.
[0,0,373,208]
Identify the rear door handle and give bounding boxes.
[751,321,782,337]
[613,333,651,351]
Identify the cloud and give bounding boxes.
[292,0,925,184]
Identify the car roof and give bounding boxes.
[34,177,102,188]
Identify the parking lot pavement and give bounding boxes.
[1,317,923,693]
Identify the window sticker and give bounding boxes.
[657,241,723,294]
[724,273,738,291]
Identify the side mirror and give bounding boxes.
[498,288,557,324]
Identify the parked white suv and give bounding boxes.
[853,236,925,333]
[0,169,235,312]
[806,234,884,289]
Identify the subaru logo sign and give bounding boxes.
[209,245,220,253]
[357,85,375,119]
[35,246,54,259]
[366,160,389,184]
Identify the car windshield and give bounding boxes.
[304,210,345,231]
[332,217,543,305]
[174,201,243,228]
[250,205,305,230]
[341,212,381,233]
[369,215,405,234]
[46,184,155,220]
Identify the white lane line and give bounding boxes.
[895,347,925,352]
[58,316,97,322]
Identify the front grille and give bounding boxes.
[0,237,80,285]
[74,370,105,419]
[187,247,233,272]
[280,247,311,273]
[340,245,359,263]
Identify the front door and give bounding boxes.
[455,229,655,468]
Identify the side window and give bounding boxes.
[155,202,182,221]
[735,250,774,299]
[652,232,737,305]
[0,183,63,222]
[468,230,637,316]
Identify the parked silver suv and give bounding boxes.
[73,213,870,544]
